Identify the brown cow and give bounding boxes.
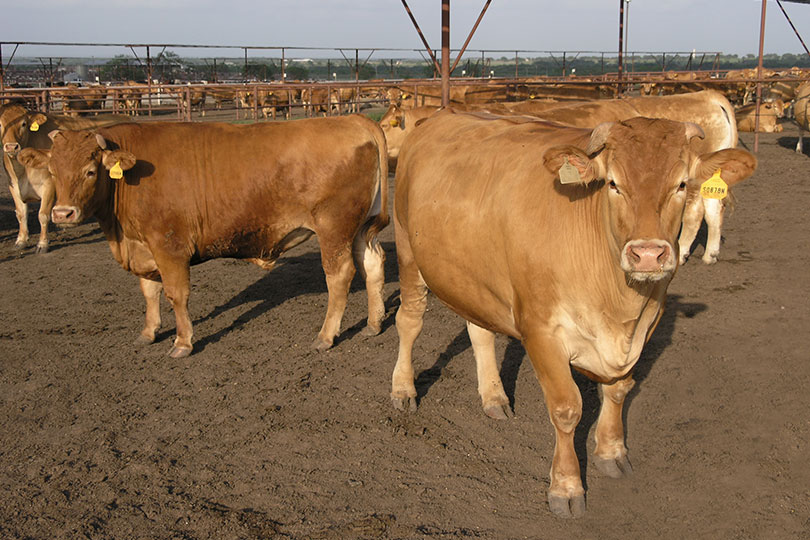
[19,116,388,356]
[2,109,131,252]
[391,109,755,517]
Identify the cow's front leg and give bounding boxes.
[313,243,355,351]
[593,374,635,478]
[524,332,585,518]
[156,260,193,358]
[467,321,512,419]
[36,181,56,254]
[135,277,163,347]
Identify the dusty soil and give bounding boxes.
[0,127,808,540]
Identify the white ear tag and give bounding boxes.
[558,157,582,185]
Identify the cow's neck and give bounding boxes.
[92,175,127,261]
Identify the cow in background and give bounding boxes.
[2,109,130,253]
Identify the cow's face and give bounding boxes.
[544,117,756,282]
[380,105,407,161]
[2,112,46,157]
[25,130,136,225]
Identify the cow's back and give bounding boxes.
[396,111,594,336]
[100,116,385,260]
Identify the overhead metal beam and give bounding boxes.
[399,0,441,75]
[449,0,492,75]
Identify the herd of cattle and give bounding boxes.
[0,75,775,518]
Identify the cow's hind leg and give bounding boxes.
[313,238,355,351]
[352,232,385,337]
[391,215,427,412]
[677,194,704,265]
[524,332,585,518]
[702,198,724,264]
[467,321,512,419]
[593,374,635,478]
[136,277,163,346]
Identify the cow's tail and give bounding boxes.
[359,121,390,248]
[713,91,739,149]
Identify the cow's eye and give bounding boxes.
[677,181,687,192]
[86,169,96,178]
[608,180,620,193]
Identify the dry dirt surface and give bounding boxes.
[0,129,808,540]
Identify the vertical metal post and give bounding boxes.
[562,51,566,77]
[244,48,249,81]
[514,51,518,78]
[184,85,192,122]
[0,44,4,93]
[481,50,485,78]
[441,0,450,107]
[281,48,286,82]
[146,46,153,117]
[618,0,625,95]
[355,49,360,82]
[754,0,767,152]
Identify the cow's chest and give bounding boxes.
[551,299,661,381]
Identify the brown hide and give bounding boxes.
[391,110,756,517]
[39,116,388,356]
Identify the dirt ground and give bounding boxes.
[0,125,808,540]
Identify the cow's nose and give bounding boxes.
[3,142,20,154]
[52,206,77,224]
[626,242,670,272]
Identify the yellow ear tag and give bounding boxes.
[700,169,728,200]
[558,157,582,185]
[109,161,124,180]
[30,121,40,132]
[389,118,400,127]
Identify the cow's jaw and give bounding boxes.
[621,239,676,282]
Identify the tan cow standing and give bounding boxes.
[2,109,130,252]
[794,82,810,153]
[19,116,388,357]
[391,110,756,517]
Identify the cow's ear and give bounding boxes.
[101,150,136,171]
[692,148,757,187]
[48,129,64,142]
[543,145,597,184]
[29,113,48,131]
[17,148,51,169]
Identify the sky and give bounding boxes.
[2,0,810,60]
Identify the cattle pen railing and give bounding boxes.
[1,73,805,125]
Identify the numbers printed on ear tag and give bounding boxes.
[700,169,728,200]
[30,121,40,132]
[109,161,124,180]
[558,157,582,185]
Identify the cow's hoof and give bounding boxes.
[391,395,417,412]
[548,493,586,519]
[35,244,48,254]
[702,253,718,265]
[168,346,192,358]
[593,454,633,478]
[678,254,689,266]
[311,336,333,351]
[361,324,381,337]
[134,334,155,347]
[483,402,514,420]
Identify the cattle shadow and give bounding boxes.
[406,292,706,493]
[189,240,401,354]
[776,134,808,156]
